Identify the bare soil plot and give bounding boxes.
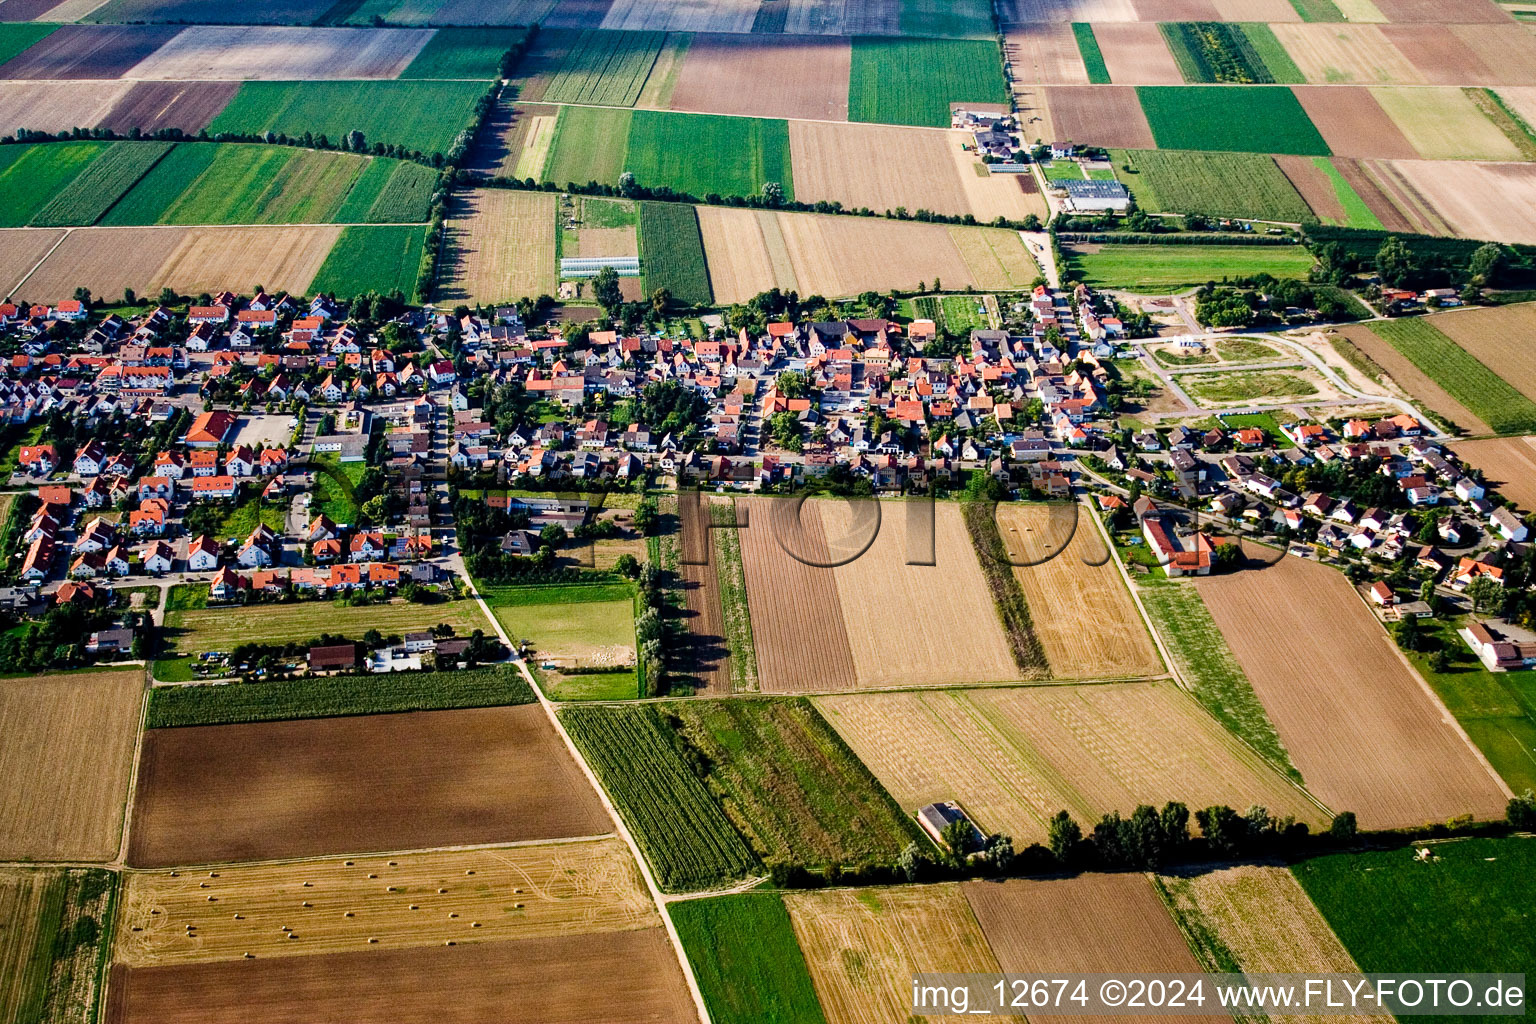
[1277,154,1344,222]
[735,495,858,692]
[0,25,179,79]
[1330,158,1414,231]
[1345,158,1449,234]
[1291,86,1417,160]
[1130,0,1219,16]
[695,206,794,303]
[117,837,654,967]
[999,0,1136,20]
[97,81,236,135]
[127,706,610,867]
[1270,24,1424,85]
[789,121,970,217]
[966,874,1224,1024]
[815,683,1321,845]
[0,226,64,294]
[669,34,848,120]
[1211,0,1300,17]
[1450,436,1536,511]
[1387,161,1536,245]
[600,0,759,32]
[437,189,556,305]
[0,669,142,861]
[0,80,129,136]
[1370,0,1510,19]
[995,503,1162,680]
[1158,865,1388,1024]
[1045,85,1155,148]
[1092,23,1184,84]
[125,26,435,81]
[820,500,1019,689]
[1334,323,1488,430]
[678,497,732,695]
[1377,25,1495,86]
[1195,557,1508,828]
[106,927,698,1024]
[1452,25,1536,86]
[1372,87,1523,161]
[1004,23,1088,84]
[784,885,1018,1024]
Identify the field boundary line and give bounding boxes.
[7,226,72,297]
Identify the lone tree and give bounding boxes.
[761,181,784,207]
[592,266,623,316]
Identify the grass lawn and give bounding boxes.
[1183,368,1319,404]
[482,582,637,668]
[540,667,638,701]
[213,487,286,539]
[626,111,793,200]
[940,293,989,333]
[163,598,491,654]
[1067,243,1315,292]
[848,37,1007,128]
[0,422,45,476]
[1214,410,1285,436]
[1136,86,1330,155]
[1216,337,1280,362]
[1110,149,1311,223]
[1072,23,1110,84]
[542,104,633,188]
[145,666,534,727]
[1367,319,1536,436]
[671,893,829,1024]
[1294,835,1536,1016]
[311,455,366,524]
[1044,160,1086,181]
[310,224,427,301]
[1138,580,1300,780]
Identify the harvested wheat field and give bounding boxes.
[1372,87,1522,161]
[784,884,1020,1024]
[0,227,64,293]
[736,495,857,692]
[1371,0,1510,19]
[695,206,797,304]
[776,213,976,296]
[106,927,699,1024]
[438,190,556,305]
[1196,557,1509,828]
[1334,323,1489,432]
[1377,25,1495,87]
[951,225,1041,288]
[1014,83,1054,144]
[127,706,610,867]
[125,26,433,80]
[1158,865,1388,1024]
[819,500,1019,688]
[1271,24,1423,85]
[96,81,236,135]
[966,874,1224,1024]
[815,683,1321,845]
[0,80,130,136]
[1451,436,1536,511]
[789,121,970,217]
[999,0,1136,21]
[1092,23,1183,84]
[0,25,179,78]
[1045,86,1155,149]
[669,35,848,120]
[599,0,758,31]
[469,100,557,177]
[1004,23,1088,84]
[1211,0,1299,17]
[1386,161,1536,245]
[1291,87,1417,161]
[1451,25,1536,86]
[117,837,654,967]
[0,669,142,862]
[995,503,1162,679]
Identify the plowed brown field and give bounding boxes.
[1195,557,1509,828]
[995,503,1163,679]
[1378,25,1493,86]
[1004,23,1088,84]
[966,873,1225,1024]
[669,34,849,120]
[1348,159,1451,234]
[127,706,610,867]
[1046,86,1155,148]
[736,495,858,692]
[1130,0,1218,17]
[1291,87,1418,161]
[1277,155,1345,222]
[999,0,1136,19]
[0,25,179,78]
[1212,0,1298,17]
[1450,435,1536,511]
[1334,323,1489,432]
[1092,23,1183,84]
[1330,159,1415,231]
[1451,25,1536,85]
[0,669,142,861]
[784,885,1020,1024]
[96,81,236,135]
[117,837,654,967]
[106,927,699,1024]
[1371,0,1509,19]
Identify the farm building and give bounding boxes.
[1062,180,1130,213]
[308,643,357,672]
[916,801,984,850]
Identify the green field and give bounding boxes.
[1068,243,1316,291]
[0,23,55,67]
[1138,581,1299,781]
[208,80,487,158]
[899,0,993,38]
[1110,149,1311,222]
[0,141,110,228]
[1137,86,1330,155]
[145,667,534,727]
[1287,0,1345,19]
[639,201,712,306]
[1183,369,1319,403]
[671,893,829,1024]
[539,29,666,106]
[541,667,638,701]
[333,158,437,223]
[561,703,760,891]
[482,582,637,668]
[542,105,633,189]
[848,38,1008,128]
[1368,318,1536,435]
[164,598,491,654]
[1072,23,1111,84]
[626,111,793,200]
[1239,23,1305,84]
[1160,22,1292,84]
[311,225,427,300]
[1294,836,1536,1018]
[665,698,920,871]
[98,142,219,226]
[709,500,758,692]
[1312,157,1384,230]
[399,26,530,79]
[311,454,366,522]
[0,867,116,1024]
[29,141,173,227]
[1403,617,1536,795]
